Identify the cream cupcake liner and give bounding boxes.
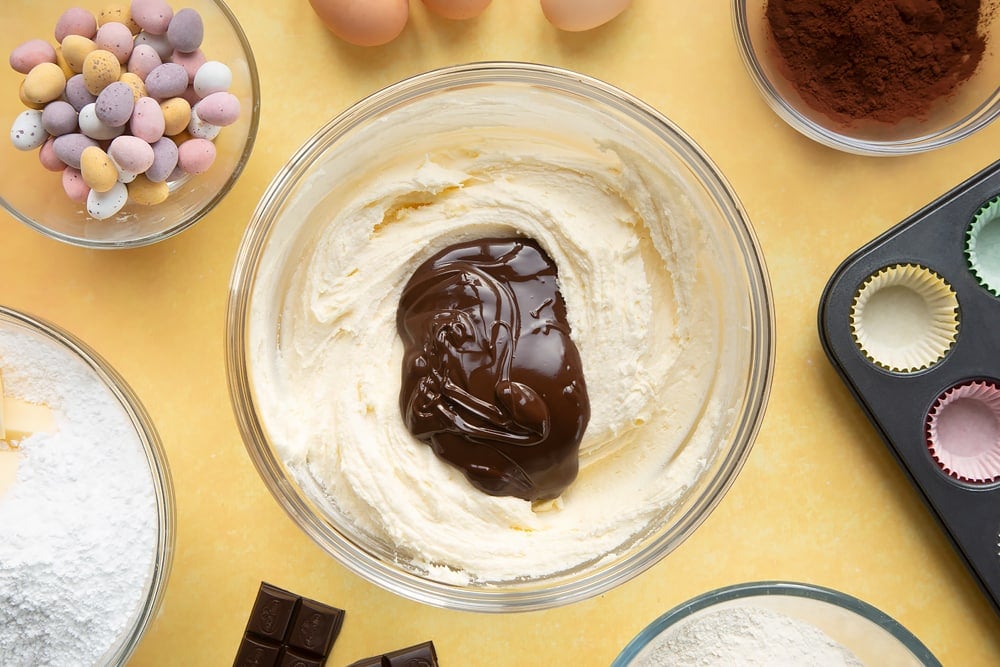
[925,381,1000,485]
[966,195,1000,297]
[850,264,959,373]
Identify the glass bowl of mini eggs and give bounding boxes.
[1,0,259,248]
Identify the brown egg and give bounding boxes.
[422,0,492,20]
[540,0,632,32]
[309,0,409,46]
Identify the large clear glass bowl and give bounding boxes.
[613,581,940,666]
[0,0,260,248]
[227,62,774,612]
[733,0,1000,155]
[0,305,174,664]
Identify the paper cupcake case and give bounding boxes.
[819,159,1000,618]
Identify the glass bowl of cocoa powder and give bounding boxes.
[733,0,1000,155]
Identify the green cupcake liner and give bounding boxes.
[965,195,1000,297]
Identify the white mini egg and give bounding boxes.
[540,0,631,31]
[86,180,128,219]
[193,60,232,97]
[79,103,124,140]
[187,107,221,139]
[10,109,48,151]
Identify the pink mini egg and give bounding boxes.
[170,48,206,81]
[55,7,98,41]
[194,91,240,126]
[95,21,134,63]
[540,0,632,32]
[131,0,174,35]
[126,44,162,79]
[108,134,155,173]
[309,0,409,47]
[422,0,491,20]
[134,30,173,60]
[62,167,90,202]
[9,39,57,75]
[176,137,215,174]
[129,96,165,142]
[39,137,64,171]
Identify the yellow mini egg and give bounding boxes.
[82,49,121,95]
[99,4,141,34]
[127,175,170,206]
[80,145,119,193]
[160,97,191,136]
[23,62,67,104]
[422,0,491,20]
[54,46,75,78]
[61,35,97,73]
[309,0,409,47]
[540,0,632,32]
[18,81,46,110]
[119,72,147,101]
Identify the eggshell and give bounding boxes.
[10,110,47,151]
[540,0,631,31]
[23,62,67,104]
[95,81,135,126]
[86,180,128,219]
[39,137,65,171]
[145,62,188,99]
[309,0,409,47]
[131,0,174,35]
[187,106,220,139]
[62,167,90,202]
[80,145,118,192]
[82,49,121,94]
[127,174,169,205]
[53,133,99,168]
[9,39,57,75]
[109,134,155,172]
[126,43,162,79]
[41,100,79,136]
[193,60,231,97]
[194,91,239,126]
[79,102,124,140]
[65,74,98,111]
[55,7,98,41]
[95,21,134,63]
[422,0,491,20]
[134,30,173,60]
[129,96,165,142]
[61,34,97,73]
[166,8,204,53]
[176,137,215,174]
[146,136,178,181]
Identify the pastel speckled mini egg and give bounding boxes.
[22,62,66,104]
[95,81,135,127]
[10,109,47,151]
[86,180,128,219]
[82,49,121,95]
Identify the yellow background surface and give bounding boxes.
[2,1,1000,665]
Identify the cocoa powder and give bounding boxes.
[765,0,989,124]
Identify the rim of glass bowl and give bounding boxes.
[0,0,261,249]
[611,581,941,666]
[731,0,1000,156]
[0,305,175,664]
[226,61,775,613]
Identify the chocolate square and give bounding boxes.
[246,582,299,641]
[234,634,282,667]
[384,641,438,667]
[287,597,345,657]
[279,648,325,667]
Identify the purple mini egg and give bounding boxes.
[65,74,98,112]
[95,82,136,127]
[53,132,99,169]
[146,136,178,182]
[166,8,204,53]
[127,44,162,80]
[109,135,155,173]
[41,100,79,137]
[95,21,134,64]
[130,96,165,143]
[194,92,240,127]
[131,0,174,35]
[145,62,188,99]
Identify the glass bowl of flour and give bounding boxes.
[227,62,774,612]
[613,581,940,666]
[0,306,174,664]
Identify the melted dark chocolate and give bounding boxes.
[397,238,589,501]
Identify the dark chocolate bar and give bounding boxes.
[234,582,345,667]
[346,640,438,667]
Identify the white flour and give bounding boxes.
[0,327,159,666]
[634,605,866,666]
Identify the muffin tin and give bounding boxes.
[819,159,1000,617]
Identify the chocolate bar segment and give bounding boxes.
[346,640,438,667]
[234,582,345,667]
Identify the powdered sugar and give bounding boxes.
[634,605,865,666]
[0,325,159,666]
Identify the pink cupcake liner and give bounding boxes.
[925,380,1000,484]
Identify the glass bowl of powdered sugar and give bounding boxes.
[0,305,174,664]
[612,581,940,666]
[733,0,1000,155]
